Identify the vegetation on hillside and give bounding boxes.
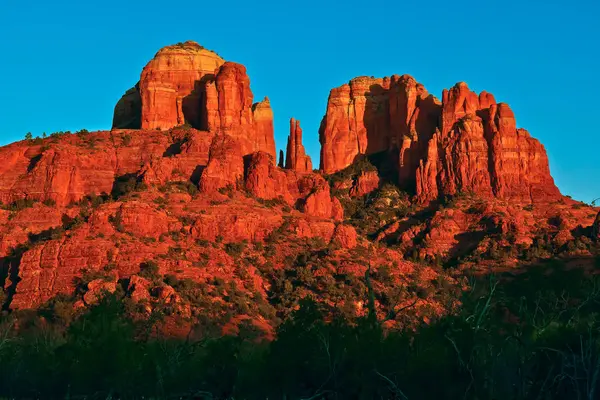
[0,260,599,399]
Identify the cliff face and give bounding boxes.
[112,42,275,158]
[138,41,225,130]
[203,63,276,158]
[319,77,561,203]
[319,77,393,174]
[415,87,560,203]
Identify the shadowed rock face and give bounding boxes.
[319,76,561,203]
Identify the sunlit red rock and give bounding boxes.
[349,170,380,197]
[332,224,358,249]
[244,151,294,204]
[138,41,225,130]
[190,204,284,242]
[84,278,117,306]
[320,76,561,204]
[199,134,244,192]
[128,275,151,303]
[204,63,276,157]
[484,103,561,201]
[285,118,312,173]
[113,42,275,159]
[319,76,392,174]
[0,40,589,319]
[301,183,343,220]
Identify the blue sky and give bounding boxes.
[0,0,598,202]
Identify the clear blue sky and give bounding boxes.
[0,0,598,202]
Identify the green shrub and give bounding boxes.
[225,241,247,258]
[139,261,160,280]
[2,198,36,212]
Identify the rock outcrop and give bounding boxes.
[593,212,600,240]
[332,224,358,249]
[319,76,393,174]
[112,85,141,129]
[204,63,276,157]
[138,41,225,130]
[415,90,560,203]
[319,76,561,203]
[199,135,244,192]
[0,129,216,206]
[301,183,344,221]
[285,118,312,173]
[244,151,294,203]
[349,170,380,197]
[113,42,275,158]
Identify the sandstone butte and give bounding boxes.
[319,75,561,203]
[113,41,275,158]
[0,40,598,335]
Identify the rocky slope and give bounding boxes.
[0,41,597,338]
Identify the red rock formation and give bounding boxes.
[128,275,151,303]
[484,103,561,201]
[138,41,225,130]
[206,62,253,131]
[138,127,215,185]
[319,76,392,174]
[244,151,344,215]
[416,95,560,202]
[332,224,358,249]
[113,42,276,159]
[199,134,244,192]
[390,75,441,188]
[301,183,344,221]
[113,85,141,129]
[0,129,217,206]
[0,40,585,318]
[251,97,277,158]
[321,76,561,203]
[244,151,294,204]
[440,82,490,137]
[285,118,312,173]
[592,212,600,240]
[191,205,284,243]
[291,219,337,242]
[349,170,380,197]
[278,150,284,168]
[203,63,276,157]
[84,278,117,305]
